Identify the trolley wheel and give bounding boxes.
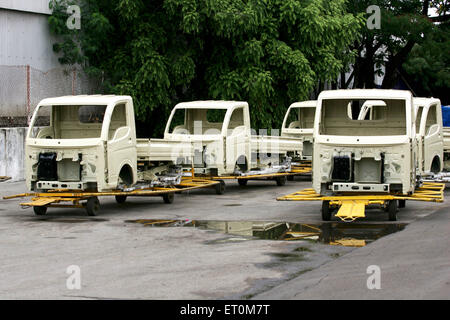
[86,197,100,216]
[162,193,174,204]
[398,199,406,208]
[321,200,332,221]
[33,206,47,216]
[115,195,127,204]
[238,179,248,186]
[287,175,294,181]
[387,200,398,221]
[276,176,287,186]
[215,180,226,195]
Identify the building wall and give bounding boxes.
[0,1,98,180]
[0,0,52,15]
[0,1,67,121]
[0,0,60,70]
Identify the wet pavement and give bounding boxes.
[0,179,448,299]
[126,219,406,247]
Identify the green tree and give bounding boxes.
[345,0,449,96]
[49,0,363,136]
[403,2,450,103]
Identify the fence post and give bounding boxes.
[26,65,31,125]
[72,68,77,95]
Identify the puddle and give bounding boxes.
[32,217,109,223]
[125,219,406,247]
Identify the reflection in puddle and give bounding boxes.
[126,219,406,247]
[32,217,109,223]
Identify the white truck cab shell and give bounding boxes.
[313,89,416,195]
[413,97,443,175]
[26,95,137,192]
[158,100,302,175]
[281,100,316,160]
[162,101,250,174]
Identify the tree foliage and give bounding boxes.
[403,3,450,104]
[49,0,363,136]
[345,0,449,99]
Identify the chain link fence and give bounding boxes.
[0,65,102,127]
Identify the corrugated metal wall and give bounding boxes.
[0,1,99,121]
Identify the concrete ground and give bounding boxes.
[0,177,448,299]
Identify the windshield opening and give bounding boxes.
[30,105,107,139]
[168,108,227,135]
[284,107,315,129]
[319,99,407,136]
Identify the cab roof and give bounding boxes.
[38,95,132,106]
[413,97,441,107]
[174,100,248,110]
[289,100,317,108]
[318,89,412,100]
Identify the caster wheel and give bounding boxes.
[276,176,287,186]
[388,200,398,221]
[162,193,174,204]
[287,175,294,181]
[238,179,248,186]
[215,180,226,195]
[86,197,100,216]
[115,195,127,204]
[398,199,406,208]
[321,200,331,221]
[33,206,47,216]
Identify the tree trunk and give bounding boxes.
[381,40,416,89]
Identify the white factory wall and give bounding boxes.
[0,1,96,180]
[0,1,59,71]
[0,127,26,181]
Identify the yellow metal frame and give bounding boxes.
[192,163,312,181]
[3,178,220,209]
[213,172,298,180]
[290,162,312,174]
[277,182,445,222]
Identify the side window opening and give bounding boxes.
[415,106,424,134]
[425,104,438,135]
[108,103,127,140]
[168,109,187,134]
[227,108,245,136]
[228,108,244,129]
[285,108,300,129]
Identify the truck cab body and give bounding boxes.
[161,101,302,176]
[413,98,443,175]
[281,101,316,160]
[312,89,416,195]
[26,95,137,192]
[163,100,251,175]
